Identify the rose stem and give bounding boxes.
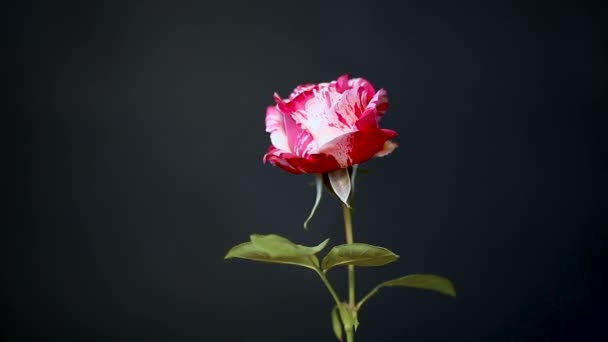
[342,202,355,342]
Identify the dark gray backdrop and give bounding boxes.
[10,0,607,341]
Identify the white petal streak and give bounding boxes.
[315,133,354,168]
[270,131,290,152]
[327,87,365,127]
[292,87,364,149]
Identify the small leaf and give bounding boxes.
[357,274,456,310]
[322,243,399,272]
[304,174,323,230]
[250,234,329,258]
[224,241,319,270]
[328,168,351,207]
[379,274,456,297]
[331,305,343,342]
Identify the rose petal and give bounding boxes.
[335,74,350,93]
[350,128,397,164]
[316,133,354,168]
[348,77,376,103]
[265,106,291,152]
[286,153,341,174]
[287,86,368,150]
[264,145,342,174]
[262,147,299,173]
[288,83,316,100]
[316,128,397,168]
[374,88,389,117]
[355,89,388,131]
[283,107,316,156]
[286,74,350,101]
[374,140,399,157]
[274,94,317,156]
[282,90,340,140]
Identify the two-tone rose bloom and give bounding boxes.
[263,74,397,174]
[227,76,454,342]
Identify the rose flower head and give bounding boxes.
[263,74,397,174]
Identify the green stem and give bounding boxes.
[315,268,343,310]
[356,285,380,311]
[342,203,355,306]
[347,327,354,342]
[342,202,355,342]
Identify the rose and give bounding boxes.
[263,74,398,174]
[229,75,456,342]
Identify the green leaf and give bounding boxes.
[224,241,319,270]
[322,243,399,272]
[250,234,329,258]
[357,274,456,310]
[224,234,330,271]
[379,274,456,297]
[331,305,343,342]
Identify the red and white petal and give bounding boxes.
[287,86,369,149]
[374,140,399,157]
[263,147,344,174]
[315,127,395,168]
[274,93,317,156]
[348,77,376,102]
[330,86,368,122]
[285,74,351,102]
[371,88,389,117]
[283,112,316,156]
[262,147,300,174]
[271,128,396,173]
[355,89,389,131]
[288,83,316,100]
[284,88,342,142]
[335,74,350,93]
[318,128,397,167]
[314,86,370,149]
[265,106,291,152]
[349,128,397,165]
[314,132,355,168]
[265,105,284,133]
[287,153,341,174]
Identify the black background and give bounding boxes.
[9,0,608,341]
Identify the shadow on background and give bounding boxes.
[9,0,607,341]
